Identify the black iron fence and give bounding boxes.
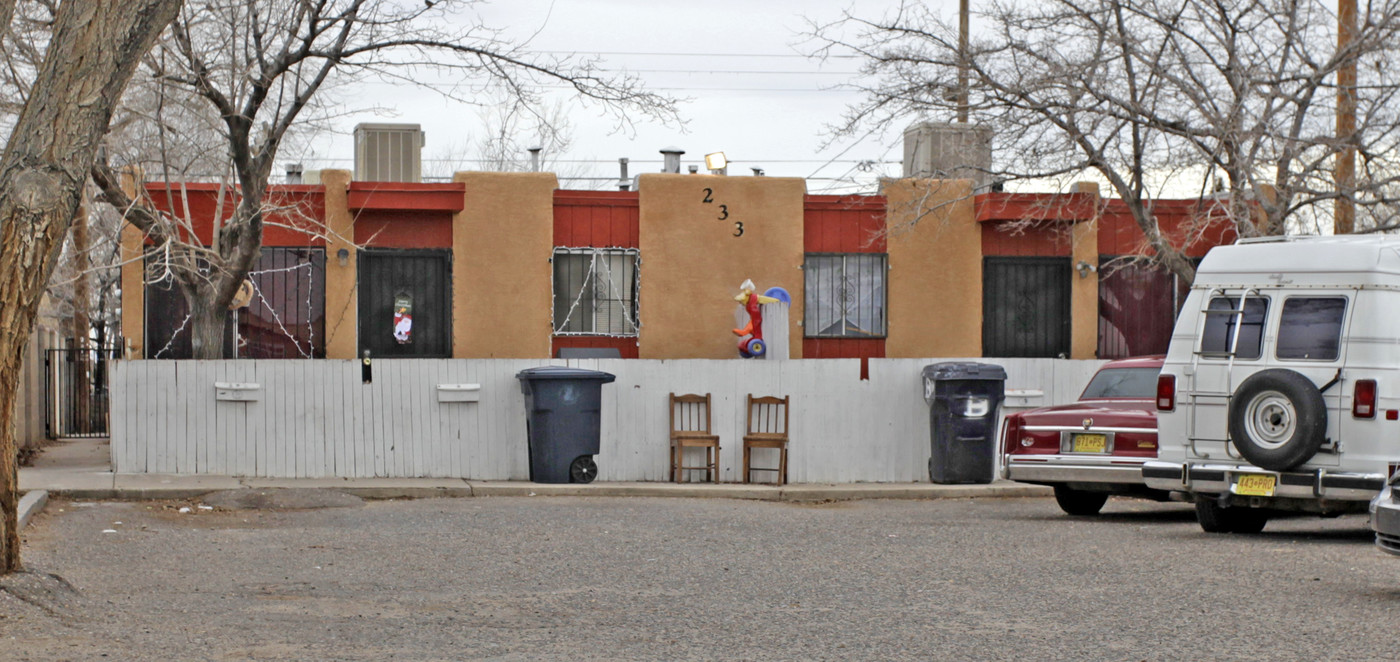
[46,346,121,439]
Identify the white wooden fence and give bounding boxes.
[110,358,1105,482]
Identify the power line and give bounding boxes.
[613,69,860,75]
[529,50,860,59]
[537,84,858,93]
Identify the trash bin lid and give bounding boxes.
[921,362,1007,381]
[516,366,617,383]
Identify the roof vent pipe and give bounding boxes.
[618,157,631,191]
[660,147,685,174]
[285,163,303,184]
[527,146,543,172]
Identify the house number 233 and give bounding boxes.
[702,188,743,237]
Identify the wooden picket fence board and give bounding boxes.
[111,357,1106,481]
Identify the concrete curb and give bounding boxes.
[22,475,1053,503]
[18,490,49,529]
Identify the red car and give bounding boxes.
[1001,356,1168,515]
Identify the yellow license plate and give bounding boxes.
[1233,474,1276,497]
[1071,434,1107,453]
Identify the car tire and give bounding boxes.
[1195,498,1269,534]
[1228,369,1327,471]
[1053,485,1109,516]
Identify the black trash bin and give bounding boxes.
[922,362,1007,484]
[516,366,616,484]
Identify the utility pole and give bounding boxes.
[1335,0,1357,234]
[957,0,969,123]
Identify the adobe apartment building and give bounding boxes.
[120,167,1233,366]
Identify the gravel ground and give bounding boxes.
[2,494,1398,661]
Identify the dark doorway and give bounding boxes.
[1097,259,1187,359]
[983,257,1071,358]
[357,249,452,358]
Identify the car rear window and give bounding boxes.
[1080,367,1161,399]
[1201,296,1268,359]
[1276,296,1346,361]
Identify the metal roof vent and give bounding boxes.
[354,123,424,182]
[659,147,685,174]
[902,121,993,189]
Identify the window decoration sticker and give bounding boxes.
[732,279,780,358]
[393,292,413,344]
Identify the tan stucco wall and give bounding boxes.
[452,172,557,358]
[119,223,144,358]
[118,169,145,358]
[1070,182,1101,360]
[637,174,806,359]
[321,170,358,359]
[883,179,982,358]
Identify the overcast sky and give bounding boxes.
[292,0,961,193]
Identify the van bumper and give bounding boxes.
[1143,461,1386,502]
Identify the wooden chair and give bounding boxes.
[743,394,790,485]
[670,393,721,483]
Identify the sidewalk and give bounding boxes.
[19,438,1051,524]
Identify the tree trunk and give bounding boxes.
[71,195,93,432]
[0,0,182,575]
[189,303,230,360]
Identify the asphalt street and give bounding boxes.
[2,494,1397,661]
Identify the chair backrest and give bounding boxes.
[670,393,713,435]
[745,395,789,437]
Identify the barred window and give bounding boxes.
[552,248,640,336]
[804,253,887,338]
[145,247,325,359]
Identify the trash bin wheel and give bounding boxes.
[569,456,598,484]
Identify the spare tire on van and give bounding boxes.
[1228,369,1327,471]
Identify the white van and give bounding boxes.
[1143,235,1400,533]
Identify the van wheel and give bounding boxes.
[1053,485,1108,516]
[1228,369,1326,471]
[1195,499,1269,534]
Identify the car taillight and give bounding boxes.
[1354,379,1377,419]
[1157,374,1176,411]
[1002,416,1021,454]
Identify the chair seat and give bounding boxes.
[743,433,787,443]
[672,432,720,443]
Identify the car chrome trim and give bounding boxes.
[1372,502,1400,556]
[1022,426,1158,434]
[1004,455,1149,484]
[1142,461,1385,501]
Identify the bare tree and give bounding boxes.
[0,0,181,575]
[91,0,679,358]
[812,0,1400,281]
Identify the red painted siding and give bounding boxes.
[552,335,640,358]
[803,195,886,253]
[803,337,885,360]
[353,210,454,249]
[347,182,465,213]
[143,183,326,247]
[981,221,1074,257]
[1098,200,1238,257]
[553,190,640,248]
[975,193,1092,257]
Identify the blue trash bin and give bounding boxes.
[516,367,616,483]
